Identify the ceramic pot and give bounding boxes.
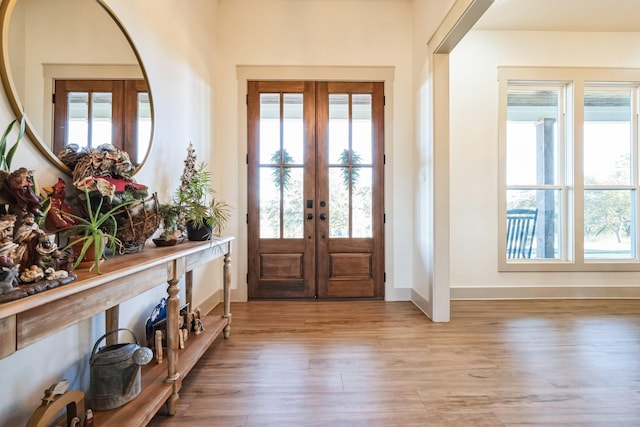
[186,222,212,241]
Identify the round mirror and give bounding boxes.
[0,0,153,175]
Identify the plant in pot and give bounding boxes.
[175,163,230,241]
[152,203,183,246]
[175,144,230,241]
[58,186,134,273]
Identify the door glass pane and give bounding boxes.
[506,89,559,185]
[68,92,88,147]
[584,189,634,259]
[91,92,112,146]
[329,167,349,238]
[283,93,304,164]
[329,94,349,163]
[283,167,304,238]
[507,189,562,260]
[352,94,372,164]
[137,92,151,164]
[352,166,372,237]
[260,93,280,164]
[584,89,631,185]
[260,167,280,238]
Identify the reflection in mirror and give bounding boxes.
[0,0,153,175]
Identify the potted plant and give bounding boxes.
[153,203,182,246]
[175,163,230,240]
[175,145,230,241]
[58,186,134,273]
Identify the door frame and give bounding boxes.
[237,66,395,301]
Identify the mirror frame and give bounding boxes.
[0,0,154,175]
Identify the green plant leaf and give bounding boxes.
[5,116,25,171]
[0,119,16,171]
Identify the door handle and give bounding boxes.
[319,213,327,220]
[306,213,313,220]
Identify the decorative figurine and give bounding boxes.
[14,212,42,272]
[0,214,19,265]
[0,213,16,242]
[0,256,19,294]
[35,234,59,272]
[7,167,42,217]
[43,178,77,231]
[19,265,44,283]
[190,308,205,335]
[40,380,69,406]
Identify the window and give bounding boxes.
[499,67,640,271]
[53,79,150,165]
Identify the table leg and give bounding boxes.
[165,276,180,415]
[105,305,119,345]
[223,249,232,339]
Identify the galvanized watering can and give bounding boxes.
[89,328,153,411]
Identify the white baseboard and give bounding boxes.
[199,288,247,315]
[451,286,640,300]
[410,289,433,320]
[385,287,412,301]
[198,289,222,315]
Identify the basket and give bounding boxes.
[113,193,161,254]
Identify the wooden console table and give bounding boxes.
[0,237,233,426]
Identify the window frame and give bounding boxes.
[499,67,640,272]
[53,78,148,165]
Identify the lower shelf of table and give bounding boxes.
[92,313,228,427]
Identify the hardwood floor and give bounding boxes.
[149,300,640,426]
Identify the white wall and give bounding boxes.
[410,0,457,319]
[449,30,640,298]
[0,1,221,425]
[215,0,415,301]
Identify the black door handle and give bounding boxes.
[307,213,313,220]
[319,213,327,220]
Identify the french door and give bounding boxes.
[248,80,384,299]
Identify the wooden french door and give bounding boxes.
[248,80,384,299]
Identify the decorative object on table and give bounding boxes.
[155,330,163,363]
[84,408,94,427]
[69,145,160,254]
[145,297,190,349]
[41,178,77,231]
[111,191,160,253]
[41,379,69,405]
[58,186,134,274]
[14,212,40,269]
[174,143,230,241]
[190,307,205,335]
[0,189,77,302]
[71,143,136,183]
[0,257,18,294]
[7,167,43,217]
[152,203,183,246]
[25,379,86,427]
[88,328,153,411]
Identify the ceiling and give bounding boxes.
[474,0,640,32]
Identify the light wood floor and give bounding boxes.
[149,300,640,426]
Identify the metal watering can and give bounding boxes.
[89,328,153,411]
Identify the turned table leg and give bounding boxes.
[223,248,232,339]
[165,276,180,415]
